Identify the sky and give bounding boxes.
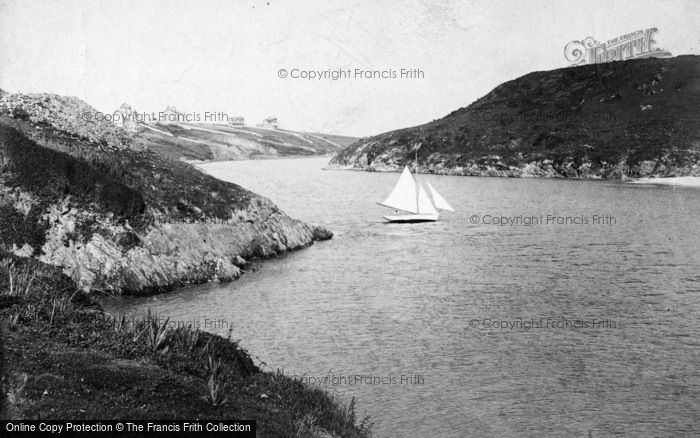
[0,0,698,137]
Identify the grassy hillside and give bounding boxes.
[330,55,700,178]
[307,132,359,148]
[0,113,255,246]
[137,122,354,162]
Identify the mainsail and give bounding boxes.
[426,181,455,212]
[379,166,419,213]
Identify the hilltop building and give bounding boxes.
[258,116,279,129]
[160,105,184,125]
[114,103,139,132]
[228,116,245,126]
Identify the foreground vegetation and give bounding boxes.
[0,251,371,437]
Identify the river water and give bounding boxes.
[104,157,700,437]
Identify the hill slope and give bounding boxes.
[330,55,700,178]
[137,121,354,162]
[0,93,331,294]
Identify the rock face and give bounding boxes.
[330,55,700,179]
[0,93,331,294]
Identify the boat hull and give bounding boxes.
[383,213,439,223]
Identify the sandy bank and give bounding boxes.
[631,176,700,187]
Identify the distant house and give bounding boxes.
[228,116,245,126]
[161,105,183,125]
[258,116,278,129]
[115,103,139,133]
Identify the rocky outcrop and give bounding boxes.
[35,197,323,293]
[330,55,700,179]
[0,93,133,150]
[0,93,331,294]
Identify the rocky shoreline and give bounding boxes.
[328,151,700,179]
[0,93,332,295]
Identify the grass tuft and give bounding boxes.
[204,352,228,407]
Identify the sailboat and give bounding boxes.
[379,166,455,223]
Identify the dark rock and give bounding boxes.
[312,226,333,241]
[232,255,249,268]
[115,231,140,250]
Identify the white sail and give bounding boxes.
[379,166,418,213]
[426,181,455,212]
[417,183,438,214]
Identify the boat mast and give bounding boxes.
[415,146,420,213]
